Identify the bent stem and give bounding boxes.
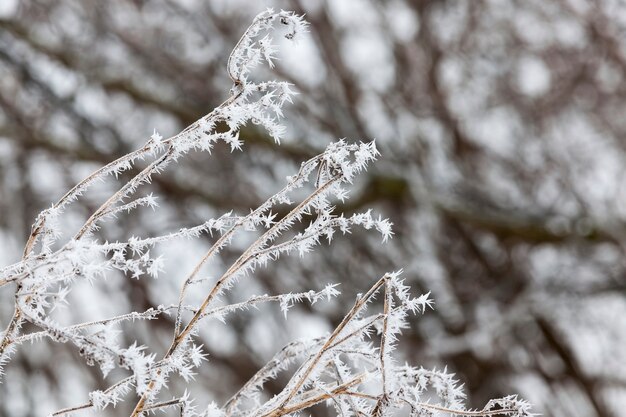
[264,374,366,417]
[264,274,388,416]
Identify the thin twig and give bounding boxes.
[264,374,365,417]
[271,274,387,412]
[74,147,174,240]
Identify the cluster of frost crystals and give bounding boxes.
[220,272,533,417]
[227,9,308,84]
[0,9,531,417]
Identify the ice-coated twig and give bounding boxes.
[0,9,532,417]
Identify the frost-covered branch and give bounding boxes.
[0,8,531,417]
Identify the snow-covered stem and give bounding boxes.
[224,337,327,417]
[74,146,175,241]
[272,274,389,411]
[172,152,326,337]
[50,376,135,416]
[263,373,366,417]
[10,305,178,346]
[380,275,392,396]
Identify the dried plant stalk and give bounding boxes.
[0,9,531,417]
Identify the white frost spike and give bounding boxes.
[151,129,163,142]
[259,35,278,68]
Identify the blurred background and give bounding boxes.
[1,0,626,416]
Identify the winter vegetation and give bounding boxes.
[0,9,535,417]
